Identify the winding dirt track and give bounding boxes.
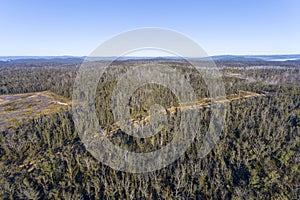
[100,91,265,137]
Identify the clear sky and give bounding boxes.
[0,0,299,56]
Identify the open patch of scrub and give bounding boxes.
[0,91,70,131]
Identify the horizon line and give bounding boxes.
[1,53,300,57]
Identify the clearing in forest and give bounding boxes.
[0,91,70,131]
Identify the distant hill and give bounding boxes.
[207,55,263,61]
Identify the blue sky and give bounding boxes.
[0,0,299,56]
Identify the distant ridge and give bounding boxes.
[209,54,300,61]
[0,54,300,64]
[0,56,85,63]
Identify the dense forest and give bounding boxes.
[0,60,299,199]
